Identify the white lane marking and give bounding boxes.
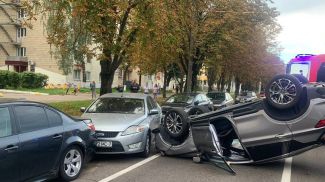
[98,154,160,182]
[281,157,293,182]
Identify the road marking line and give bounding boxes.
[281,157,293,182]
[98,154,160,182]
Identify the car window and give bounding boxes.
[87,98,145,114]
[166,94,194,104]
[45,108,62,127]
[194,95,202,103]
[202,95,209,102]
[207,93,225,100]
[0,107,12,138]
[146,97,154,111]
[148,96,157,108]
[15,106,49,133]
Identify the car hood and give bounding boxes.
[81,113,147,132]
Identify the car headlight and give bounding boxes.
[121,125,145,136]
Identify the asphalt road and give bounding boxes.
[50,146,325,182]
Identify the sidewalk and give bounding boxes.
[0,92,93,103]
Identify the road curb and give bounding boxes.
[0,89,49,95]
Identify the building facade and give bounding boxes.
[0,0,164,89]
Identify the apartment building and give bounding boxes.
[0,0,165,89]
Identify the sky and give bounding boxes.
[271,0,325,63]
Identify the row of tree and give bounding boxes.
[24,0,284,97]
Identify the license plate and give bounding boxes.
[96,141,112,148]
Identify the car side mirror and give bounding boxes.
[194,101,199,106]
[149,109,159,115]
[80,107,86,113]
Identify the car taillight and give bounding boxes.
[315,120,325,128]
[83,119,95,132]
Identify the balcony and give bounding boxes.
[5,56,28,65]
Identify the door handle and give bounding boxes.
[4,145,19,151]
[275,134,289,139]
[53,134,63,139]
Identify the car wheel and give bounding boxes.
[164,108,189,139]
[266,74,302,109]
[139,133,151,158]
[59,146,83,181]
[292,74,309,84]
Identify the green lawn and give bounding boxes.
[5,87,114,95]
[49,100,93,116]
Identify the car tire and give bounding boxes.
[139,133,151,158]
[188,106,210,116]
[292,74,309,84]
[59,146,84,182]
[266,74,302,109]
[163,108,189,139]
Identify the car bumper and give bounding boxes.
[95,132,146,154]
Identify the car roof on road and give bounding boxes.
[100,93,148,99]
[0,98,27,104]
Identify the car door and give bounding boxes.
[14,105,63,180]
[232,111,293,161]
[147,97,161,130]
[0,106,20,182]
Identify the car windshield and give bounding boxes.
[207,93,225,100]
[166,95,194,104]
[86,98,145,114]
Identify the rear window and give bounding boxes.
[207,93,225,100]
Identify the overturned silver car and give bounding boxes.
[155,74,325,174]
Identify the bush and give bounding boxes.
[0,70,10,88]
[8,71,21,88]
[21,72,48,88]
[0,71,48,89]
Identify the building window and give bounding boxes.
[17,28,26,38]
[86,71,91,81]
[73,70,81,80]
[17,47,26,56]
[18,8,27,19]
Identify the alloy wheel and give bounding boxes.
[165,111,183,134]
[269,78,297,105]
[64,149,82,177]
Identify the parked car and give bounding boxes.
[206,91,234,110]
[160,93,213,139]
[155,74,325,174]
[235,91,258,103]
[0,100,95,182]
[81,93,161,157]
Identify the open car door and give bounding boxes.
[191,121,236,174]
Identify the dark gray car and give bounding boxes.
[0,101,95,182]
[207,92,234,110]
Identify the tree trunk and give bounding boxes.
[138,70,142,87]
[100,60,115,95]
[163,69,168,98]
[207,68,216,92]
[235,77,240,98]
